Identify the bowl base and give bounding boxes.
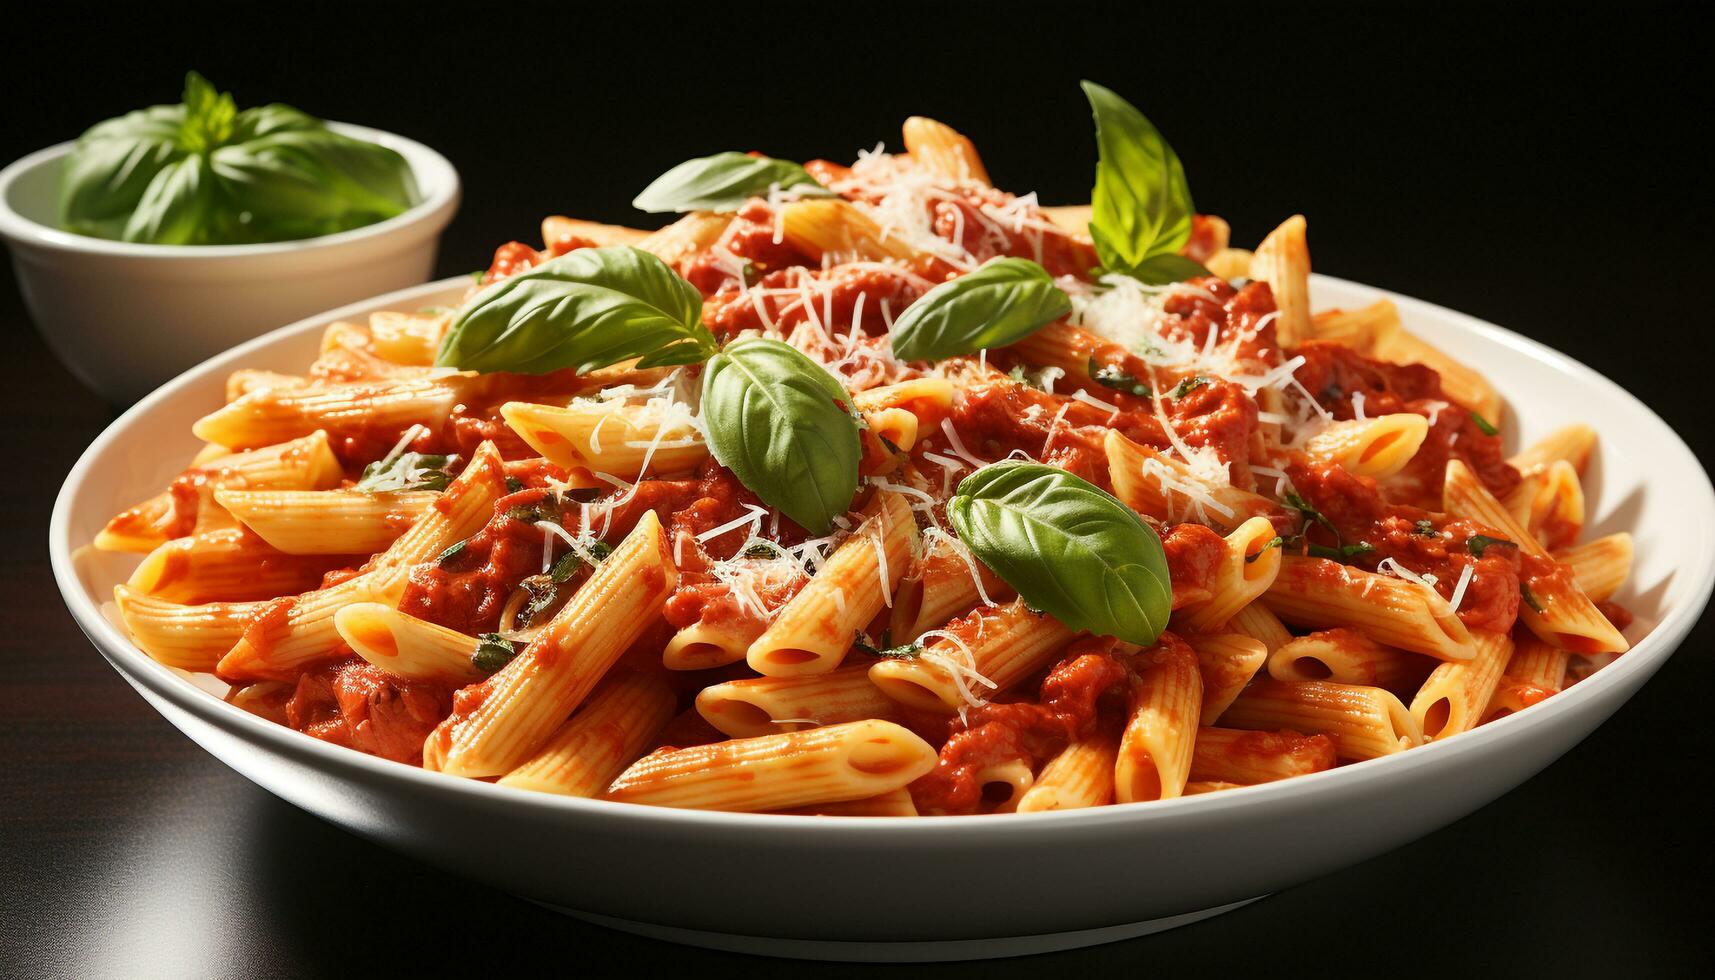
[538,896,1264,962]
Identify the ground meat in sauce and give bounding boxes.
[1160,522,1225,607]
[1285,459,1521,631]
[285,659,452,764]
[908,634,1192,816]
[1291,340,1519,506]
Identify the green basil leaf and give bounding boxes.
[230,103,323,141]
[1467,534,1517,557]
[1082,80,1197,281]
[472,633,518,674]
[1089,357,1152,397]
[121,154,218,245]
[211,129,419,231]
[58,105,188,237]
[1127,253,1211,286]
[1470,410,1500,436]
[178,71,236,153]
[889,258,1071,361]
[947,460,1171,645]
[700,338,861,534]
[633,151,833,213]
[436,246,718,374]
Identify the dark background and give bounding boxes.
[3,5,1710,976]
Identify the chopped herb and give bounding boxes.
[1467,534,1518,558]
[1088,356,1151,397]
[1307,540,1375,560]
[549,551,583,582]
[588,541,613,562]
[356,450,456,493]
[1171,375,1209,399]
[1246,536,1285,563]
[741,261,759,287]
[516,575,560,626]
[1283,490,1341,541]
[852,629,923,660]
[504,476,524,493]
[1470,411,1500,437]
[562,487,603,503]
[505,494,563,525]
[1520,582,1545,614]
[741,542,784,559]
[1008,364,1036,388]
[470,269,486,284]
[471,633,518,674]
[435,541,467,567]
[1414,519,1439,537]
[878,433,904,455]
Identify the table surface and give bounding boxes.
[4,10,1712,977]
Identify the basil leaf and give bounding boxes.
[1467,534,1517,557]
[1307,540,1375,561]
[178,71,237,153]
[356,451,455,493]
[1246,536,1285,563]
[633,151,833,213]
[1089,358,1152,397]
[472,634,518,674]
[1414,519,1440,537]
[436,541,468,567]
[436,246,718,374]
[1520,582,1545,614]
[701,338,861,535]
[947,461,1171,645]
[1082,81,1198,282]
[889,258,1071,361]
[122,154,218,245]
[211,129,418,239]
[1171,375,1209,399]
[59,105,187,238]
[1470,411,1500,437]
[853,629,922,659]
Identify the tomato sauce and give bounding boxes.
[397,487,571,635]
[481,241,542,285]
[1161,522,1225,608]
[284,658,453,764]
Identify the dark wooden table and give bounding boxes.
[4,10,1712,976]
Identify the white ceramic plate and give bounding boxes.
[50,274,1715,962]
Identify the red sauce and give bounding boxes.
[907,634,1181,815]
[284,658,453,764]
[1161,522,1225,607]
[701,261,929,345]
[481,241,542,285]
[397,487,571,635]
[1291,340,1519,506]
[1285,459,1521,631]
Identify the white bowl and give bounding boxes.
[0,123,459,404]
[49,274,1715,962]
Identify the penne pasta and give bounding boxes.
[696,665,896,738]
[215,488,438,555]
[1015,733,1120,812]
[1250,215,1311,347]
[869,599,1074,713]
[1410,629,1514,740]
[1553,533,1632,604]
[1189,727,1338,785]
[1114,641,1203,803]
[902,116,991,185]
[500,399,706,478]
[1105,430,1288,533]
[498,670,676,797]
[334,602,485,682]
[1265,628,1433,693]
[1302,414,1429,479]
[1222,679,1423,761]
[1176,516,1283,631]
[1185,632,1268,722]
[1263,556,1474,661]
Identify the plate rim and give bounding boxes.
[48,272,1715,835]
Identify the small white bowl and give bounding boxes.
[0,122,459,404]
[50,274,1715,961]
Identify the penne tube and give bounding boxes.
[425,510,677,778]
[1039,205,1092,239]
[973,759,1035,814]
[1114,641,1203,803]
[127,528,350,604]
[541,215,650,250]
[1410,629,1513,740]
[1553,533,1632,604]
[112,586,265,673]
[1184,780,1246,796]
[661,619,762,671]
[1502,460,1584,550]
[1369,324,1502,425]
[747,491,916,676]
[334,602,485,682]
[603,719,937,812]
[192,376,470,450]
[225,680,293,725]
[214,488,438,555]
[1205,247,1252,280]
[1104,430,1288,533]
[902,116,991,185]
[888,533,1011,640]
[216,443,508,681]
[1443,460,1626,654]
[869,599,1074,713]
[778,199,919,263]
[1222,679,1423,761]
[1185,632,1267,722]
[637,212,732,269]
[499,399,706,479]
[366,310,448,366]
[1265,628,1433,693]
[695,665,897,738]
[1309,298,1397,349]
[1249,215,1311,347]
[226,369,305,402]
[1015,733,1120,812]
[1188,727,1338,785]
[97,431,344,552]
[859,407,919,457]
[850,377,956,423]
[1483,673,1558,721]
[1509,423,1597,475]
[1263,556,1474,661]
[1225,602,1293,654]
[776,787,919,817]
[497,670,676,797]
[1176,517,1283,631]
[1302,414,1430,479]
[1504,631,1569,692]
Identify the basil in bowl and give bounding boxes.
[0,73,460,404]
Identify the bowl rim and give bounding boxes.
[0,121,460,259]
[47,272,1715,835]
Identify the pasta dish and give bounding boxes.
[94,83,1636,816]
